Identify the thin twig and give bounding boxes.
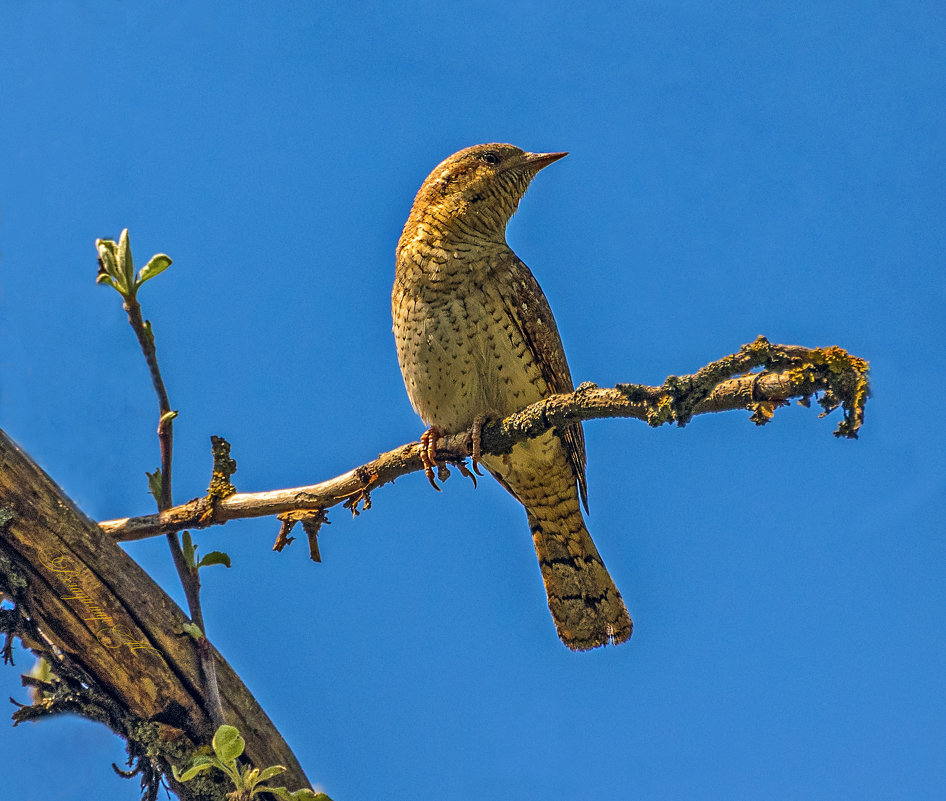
[120,295,225,730]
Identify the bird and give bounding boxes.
[392,143,632,650]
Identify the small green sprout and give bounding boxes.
[172,724,331,801]
[95,228,172,301]
[181,530,232,572]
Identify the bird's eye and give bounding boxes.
[480,151,500,165]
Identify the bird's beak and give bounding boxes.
[513,151,568,173]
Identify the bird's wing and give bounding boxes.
[495,254,589,511]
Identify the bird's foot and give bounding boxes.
[419,426,444,492]
[468,413,489,476]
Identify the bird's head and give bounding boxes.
[403,143,567,244]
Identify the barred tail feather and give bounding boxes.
[526,500,632,651]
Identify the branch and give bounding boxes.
[0,428,311,798]
[99,338,869,543]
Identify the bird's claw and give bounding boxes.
[420,427,443,492]
[469,414,487,476]
[455,460,477,489]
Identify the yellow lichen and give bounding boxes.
[646,394,676,427]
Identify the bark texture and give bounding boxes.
[0,428,309,796]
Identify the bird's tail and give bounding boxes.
[483,431,632,650]
[525,492,633,651]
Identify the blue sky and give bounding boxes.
[1,2,944,799]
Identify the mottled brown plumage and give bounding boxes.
[392,143,631,650]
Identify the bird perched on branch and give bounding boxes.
[392,143,632,650]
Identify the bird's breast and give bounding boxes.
[393,249,547,433]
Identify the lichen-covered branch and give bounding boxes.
[99,338,869,544]
[0,428,311,798]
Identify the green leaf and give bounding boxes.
[212,724,245,763]
[146,468,162,505]
[96,237,132,297]
[197,550,232,569]
[173,764,209,782]
[117,228,135,290]
[182,622,204,641]
[265,788,331,801]
[181,531,197,568]
[257,765,287,783]
[95,237,116,264]
[171,755,217,782]
[95,273,118,290]
[137,253,172,286]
